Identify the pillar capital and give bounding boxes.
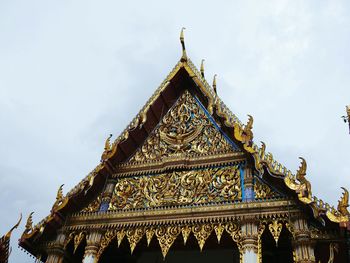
[83,231,102,263]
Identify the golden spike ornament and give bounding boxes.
[233,114,254,153]
[181,226,191,245]
[145,227,155,246]
[200,59,205,78]
[52,184,66,211]
[213,74,217,94]
[156,226,181,259]
[24,212,34,234]
[73,232,85,253]
[117,229,126,247]
[268,221,282,246]
[180,27,187,61]
[192,224,213,251]
[214,224,225,243]
[5,213,22,238]
[126,228,145,254]
[101,134,113,161]
[337,187,349,217]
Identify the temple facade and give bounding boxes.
[19,31,350,263]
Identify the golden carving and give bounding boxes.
[192,224,213,251]
[63,232,75,249]
[126,228,145,254]
[52,184,67,211]
[81,196,101,213]
[225,223,242,247]
[337,187,349,217]
[117,229,125,247]
[109,166,241,210]
[96,230,117,260]
[130,90,234,163]
[254,179,279,199]
[24,212,34,234]
[73,232,85,253]
[257,224,265,263]
[268,221,282,245]
[285,222,295,238]
[145,227,155,246]
[181,225,191,245]
[284,157,312,204]
[233,115,254,153]
[214,224,225,243]
[101,134,113,161]
[327,187,350,224]
[155,226,181,258]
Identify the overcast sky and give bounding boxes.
[1,1,350,262]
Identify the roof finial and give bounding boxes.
[5,213,22,238]
[200,59,205,78]
[213,74,217,94]
[180,27,187,62]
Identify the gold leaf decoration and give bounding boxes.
[117,229,126,247]
[254,180,279,199]
[126,228,145,254]
[225,223,242,248]
[109,166,241,210]
[155,226,181,259]
[63,232,75,249]
[81,196,101,212]
[96,230,117,260]
[268,221,282,246]
[73,232,85,253]
[181,225,191,245]
[145,227,155,246]
[192,224,213,251]
[257,224,265,263]
[214,224,225,243]
[129,90,234,163]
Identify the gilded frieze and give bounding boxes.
[129,90,235,163]
[254,179,280,199]
[108,166,241,210]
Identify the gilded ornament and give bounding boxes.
[145,227,155,246]
[24,212,34,234]
[109,166,241,210]
[268,221,282,246]
[254,180,279,199]
[155,226,181,258]
[337,187,349,217]
[101,134,113,161]
[52,184,65,211]
[180,27,187,61]
[181,225,191,245]
[117,229,126,247]
[192,224,213,251]
[257,224,265,263]
[96,230,117,260]
[214,224,225,243]
[81,196,101,213]
[233,115,254,153]
[327,243,339,263]
[63,232,75,249]
[129,91,234,163]
[73,232,85,253]
[5,213,22,239]
[126,227,145,254]
[224,223,242,248]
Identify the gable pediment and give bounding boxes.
[128,90,240,165]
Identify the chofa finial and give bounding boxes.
[5,213,22,238]
[200,59,205,78]
[180,27,187,62]
[213,74,217,94]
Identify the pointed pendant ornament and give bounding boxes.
[73,232,85,253]
[146,227,155,246]
[268,221,282,246]
[117,229,126,247]
[181,225,191,245]
[126,228,145,254]
[214,224,224,243]
[192,224,213,251]
[156,226,181,259]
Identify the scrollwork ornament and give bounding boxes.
[214,224,225,243]
[192,224,213,251]
[155,226,181,259]
[96,230,117,260]
[117,229,126,247]
[145,227,155,246]
[126,227,145,254]
[181,225,191,245]
[73,232,85,253]
[268,221,282,246]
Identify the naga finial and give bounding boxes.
[242,115,254,143]
[104,134,113,152]
[56,184,64,202]
[25,212,34,233]
[5,213,22,238]
[180,27,187,62]
[260,141,266,158]
[213,74,217,94]
[200,59,205,78]
[337,187,350,216]
[296,157,307,182]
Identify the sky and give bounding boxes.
[0,0,350,262]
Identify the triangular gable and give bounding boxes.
[128,90,239,163]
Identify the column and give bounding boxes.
[45,233,65,263]
[243,166,254,201]
[83,231,102,263]
[99,182,115,212]
[240,219,258,263]
[293,218,316,263]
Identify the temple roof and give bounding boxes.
[0,215,21,263]
[19,30,350,256]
